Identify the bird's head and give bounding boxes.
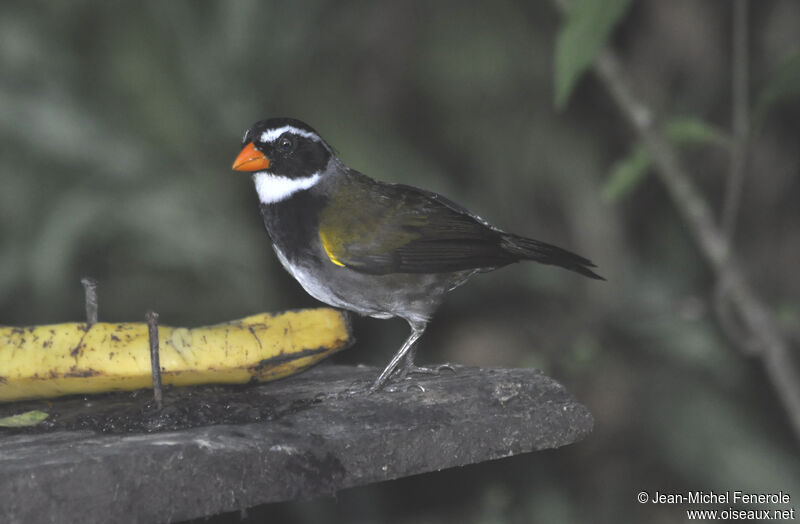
[233,118,335,203]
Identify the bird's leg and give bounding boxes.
[369,320,426,392]
[395,343,456,379]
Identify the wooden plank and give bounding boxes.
[0,365,592,523]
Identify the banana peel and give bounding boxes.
[0,308,352,403]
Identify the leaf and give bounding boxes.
[753,51,800,132]
[0,410,49,427]
[604,116,727,203]
[554,0,634,110]
[665,116,729,148]
[603,144,650,202]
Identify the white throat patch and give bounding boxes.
[253,172,321,204]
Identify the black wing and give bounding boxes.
[318,173,603,279]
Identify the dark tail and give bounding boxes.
[501,234,605,280]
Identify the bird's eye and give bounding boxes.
[278,136,293,151]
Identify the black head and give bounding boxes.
[233,117,334,179]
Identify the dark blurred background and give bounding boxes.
[2,1,799,522]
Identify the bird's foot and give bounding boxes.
[363,370,434,394]
[394,362,457,380]
[340,375,393,395]
[383,381,427,393]
[336,364,459,395]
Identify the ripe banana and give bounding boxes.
[0,308,352,403]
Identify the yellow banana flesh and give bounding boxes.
[0,308,351,403]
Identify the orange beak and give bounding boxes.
[232,142,271,171]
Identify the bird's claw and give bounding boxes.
[394,362,458,380]
[383,381,426,393]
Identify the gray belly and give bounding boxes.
[273,244,474,322]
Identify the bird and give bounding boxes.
[232,117,603,392]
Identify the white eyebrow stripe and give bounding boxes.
[260,126,321,143]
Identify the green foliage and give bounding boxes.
[0,410,48,427]
[775,301,800,332]
[664,116,728,147]
[603,116,728,202]
[753,51,800,132]
[603,144,649,202]
[554,0,633,110]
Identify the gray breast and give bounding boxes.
[272,244,475,323]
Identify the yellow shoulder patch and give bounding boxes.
[320,230,346,267]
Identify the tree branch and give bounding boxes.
[714,0,757,361]
[721,0,750,239]
[592,46,800,443]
